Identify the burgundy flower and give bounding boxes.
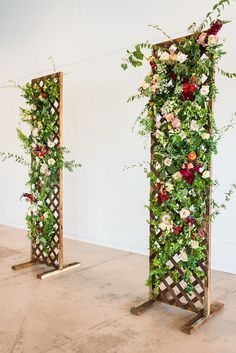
[157,190,169,205]
[186,217,196,226]
[207,20,223,36]
[150,60,157,70]
[33,145,49,158]
[191,233,195,240]
[170,71,177,80]
[22,193,35,203]
[173,225,182,235]
[193,163,201,173]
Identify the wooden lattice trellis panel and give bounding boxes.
[12,72,80,279]
[131,34,224,333]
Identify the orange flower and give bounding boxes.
[188,151,197,161]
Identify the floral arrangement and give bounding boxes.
[1,75,80,255]
[122,0,236,293]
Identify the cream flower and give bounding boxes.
[160,51,170,61]
[164,112,174,122]
[191,240,199,249]
[180,208,190,219]
[202,132,210,140]
[179,250,188,262]
[166,182,174,192]
[159,222,167,231]
[208,34,219,46]
[172,171,182,180]
[40,164,48,174]
[169,44,177,53]
[202,170,210,178]
[164,158,172,166]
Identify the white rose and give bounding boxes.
[48,158,55,166]
[190,120,199,131]
[200,85,209,96]
[31,104,37,110]
[191,240,199,249]
[176,52,188,63]
[162,214,171,224]
[179,131,186,140]
[48,140,56,148]
[38,200,43,206]
[202,170,210,179]
[180,208,190,219]
[32,128,39,137]
[164,158,172,166]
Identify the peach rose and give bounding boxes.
[197,32,207,46]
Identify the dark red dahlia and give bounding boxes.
[207,20,223,36]
[173,225,182,235]
[180,167,195,184]
[170,71,177,80]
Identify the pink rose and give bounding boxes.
[172,118,181,129]
[197,32,207,46]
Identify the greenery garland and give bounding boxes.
[1,76,80,255]
[122,1,236,294]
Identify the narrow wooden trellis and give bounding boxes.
[12,72,80,279]
[130,34,224,334]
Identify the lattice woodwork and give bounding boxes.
[131,34,223,333]
[149,35,212,315]
[31,72,63,269]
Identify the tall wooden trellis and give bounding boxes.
[12,72,80,279]
[130,34,224,334]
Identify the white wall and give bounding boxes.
[0,0,236,273]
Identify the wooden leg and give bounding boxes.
[181,302,224,335]
[12,259,38,270]
[36,261,80,279]
[131,299,156,316]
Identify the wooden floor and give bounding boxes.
[0,224,236,353]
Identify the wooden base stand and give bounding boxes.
[12,260,80,279]
[131,299,224,334]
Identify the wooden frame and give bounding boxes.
[130,35,224,334]
[12,72,80,279]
